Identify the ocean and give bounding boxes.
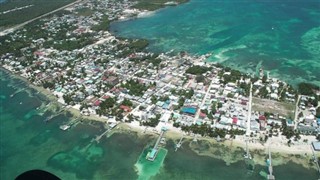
[0,68,319,179]
[110,0,320,86]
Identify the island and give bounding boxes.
[1,0,320,179]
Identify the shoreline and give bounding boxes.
[1,66,319,170]
[1,0,319,174]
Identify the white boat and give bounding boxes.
[59,125,70,131]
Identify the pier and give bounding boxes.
[146,127,167,161]
[59,118,81,131]
[267,147,275,180]
[10,88,25,98]
[246,83,253,136]
[175,136,184,152]
[244,139,252,159]
[92,122,118,143]
[44,109,64,123]
[244,139,255,171]
[310,144,320,176]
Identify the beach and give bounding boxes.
[1,66,319,179]
[1,0,320,179]
[1,66,319,171]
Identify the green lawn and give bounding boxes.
[0,0,75,28]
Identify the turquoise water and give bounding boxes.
[0,67,318,179]
[110,0,320,85]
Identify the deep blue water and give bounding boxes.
[110,0,320,85]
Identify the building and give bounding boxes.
[104,76,119,86]
[312,141,320,151]
[181,106,197,116]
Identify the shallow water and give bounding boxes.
[0,68,318,179]
[110,0,320,85]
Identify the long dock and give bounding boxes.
[310,145,320,176]
[94,129,111,143]
[246,83,253,136]
[93,123,118,143]
[10,88,25,98]
[267,147,275,180]
[175,136,183,152]
[59,118,81,131]
[44,109,64,123]
[146,128,167,161]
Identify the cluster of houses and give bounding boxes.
[1,0,319,139]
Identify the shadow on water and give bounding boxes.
[47,143,104,179]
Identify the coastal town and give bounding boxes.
[1,0,320,174]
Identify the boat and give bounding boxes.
[259,170,268,179]
[44,115,53,122]
[59,125,70,131]
[244,153,252,160]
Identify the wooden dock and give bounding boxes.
[10,88,25,98]
[310,145,320,176]
[146,128,167,161]
[175,136,183,152]
[267,147,275,180]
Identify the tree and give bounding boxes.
[178,97,185,107]
[151,95,157,104]
[63,94,73,105]
[185,65,212,75]
[127,114,134,122]
[316,107,320,118]
[298,82,318,96]
[227,93,234,98]
[195,75,205,83]
[262,75,267,83]
[139,106,145,110]
[122,98,133,107]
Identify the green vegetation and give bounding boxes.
[42,80,55,89]
[121,79,149,96]
[121,98,133,107]
[92,15,109,31]
[221,69,243,84]
[117,39,149,57]
[281,119,298,140]
[298,82,319,96]
[142,114,161,127]
[185,65,212,75]
[45,33,94,51]
[96,97,116,116]
[195,75,205,83]
[171,89,194,99]
[133,0,189,11]
[63,94,73,105]
[316,107,320,118]
[75,7,93,17]
[0,0,75,28]
[180,124,228,138]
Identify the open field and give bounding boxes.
[252,97,295,117]
[0,0,75,28]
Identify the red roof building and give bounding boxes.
[259,115,266,121]
[94,100,101,106]
[120,105,131,112]
[232,117,238,124]
[199,112,206,119]
[102,95,110,99]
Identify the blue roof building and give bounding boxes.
[181,107,197,115]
